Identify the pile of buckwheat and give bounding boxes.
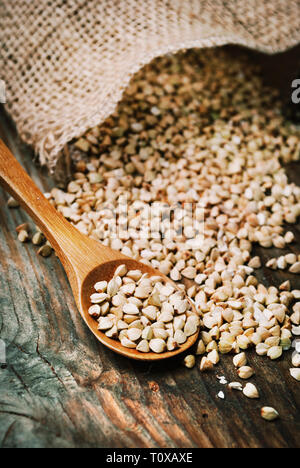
[9,48,300,418]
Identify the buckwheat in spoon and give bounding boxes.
[0,140,200,360]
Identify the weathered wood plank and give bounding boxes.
[0,109,299,448]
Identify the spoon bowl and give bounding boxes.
[0,139,200,361]
[80,258,199,360]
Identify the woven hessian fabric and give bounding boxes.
[0,0,299,169]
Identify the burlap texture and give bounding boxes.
[0,0,299,169]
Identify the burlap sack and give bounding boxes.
[0,0,299,170]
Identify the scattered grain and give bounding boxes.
[261,407,279,421]
[243,383,259,399]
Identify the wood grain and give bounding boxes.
[0,109,299,448]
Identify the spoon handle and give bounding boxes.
[0,139,103,280]
[0,139,77,246]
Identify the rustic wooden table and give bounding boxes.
[0,109,299,448]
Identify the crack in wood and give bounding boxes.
[36,337,67,389]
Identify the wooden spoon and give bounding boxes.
[0,139,199,360]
